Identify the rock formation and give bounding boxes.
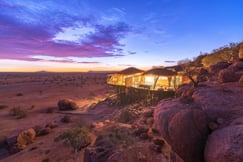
[153,98,209,162]
[17,128,36,150]
[239,42,243,60]
[57,99,79,110]
[204,119,243,162]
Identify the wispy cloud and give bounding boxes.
[0,0,132,62]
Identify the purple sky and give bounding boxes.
[0,0,243,71]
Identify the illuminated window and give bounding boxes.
[145,76,154,84]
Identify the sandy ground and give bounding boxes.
[0,72,115,162]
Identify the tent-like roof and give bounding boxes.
[117,67,144,75]
[144,68,177,76]
[166,65,183,72]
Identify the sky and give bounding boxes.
[0,0,243,72]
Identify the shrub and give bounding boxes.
[16,93,23,96]
[45,107,55,113]
[55,127,91,162]
[42,158,50,162]
[118,108,136,123]
[101,125,134,145]
[9,107,27,119]
[33,125,42,136]
[0,105,8,109]
[61,115,72,123]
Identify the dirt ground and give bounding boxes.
[0,72,115,162]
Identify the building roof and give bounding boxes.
[117,67,144,75]
[144,68,177,76]
[166,65,183,72]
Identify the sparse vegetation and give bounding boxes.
[9,107,27,119]
[0,105,8,109]
[100,125,134,145]
[118,108,137,123]
[45,107,55,113]
[201,42,241,67]
[61,115,72,123]
[54,127,91,162]
[16,93,23,96]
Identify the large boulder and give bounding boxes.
[17,128,36,150]
[153,99,209,162]
[218,68,239,83]
[209,62,230,73]
[204,121,243,162]
[228,61,243,72]
[57,99,79,110]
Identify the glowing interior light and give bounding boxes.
[145,76,154,84]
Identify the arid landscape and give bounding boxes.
[1,1,243,162]
[0,43,243,162]
[0,72,114,161]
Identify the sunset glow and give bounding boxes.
[0,0,243,72]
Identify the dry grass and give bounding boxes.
[9,107,27,119]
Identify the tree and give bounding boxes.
[55,127,91,162]
[178,60,208,88]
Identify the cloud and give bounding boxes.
[128,51,136,55]
[0,0,132,62]
[164,60,176,63]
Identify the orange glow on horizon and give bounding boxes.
[0,59,151,72]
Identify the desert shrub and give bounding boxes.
[61,115,72,123]
[57,99,78,111]
[9,107,27,119]
[39,127,51,136]
[55,127,91,162]
[33,125,42,136]
[0,105,8,109]
[16,93,23,96]
[101,125,134,145]
[118,109,136,123]
[45,107,55,113]
[42,158,50,162]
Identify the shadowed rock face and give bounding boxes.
[153,99,209,162]
[204,123,243,162]
[218,69,239,83]
[209,62,230,73]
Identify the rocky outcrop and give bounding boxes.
[16,128,36,150]
[84,136,117,162]
[154,76,243,162]
[209,62,230,73]
[218,68,239,83]
[193,84,243,121]
[153,99,209,162]
[57,99,78,110]
[239,42,243,61]
[204,119,243,162]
